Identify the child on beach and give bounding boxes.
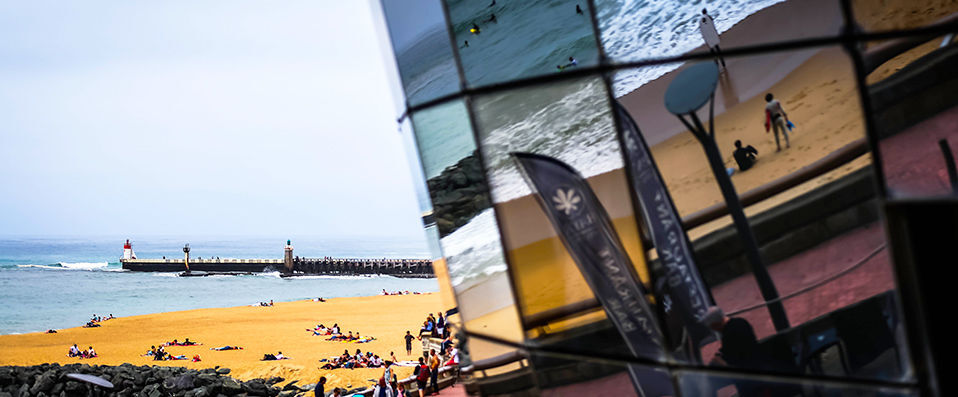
[764,93,791,151]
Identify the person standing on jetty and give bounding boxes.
[699,9,726,68]
[429,348,441,395]
[405,330,416,355]
[764,93,791,151]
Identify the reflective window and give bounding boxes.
[408,100,525,367]
[380,0,460,106]
[446,0,599,88]
[595,0,843,77]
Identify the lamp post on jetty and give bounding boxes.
[183,244,191,274]
[284,240,294,274]
[664,62,790,331]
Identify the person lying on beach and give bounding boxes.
[46,329,57,333]
[210,345,243,351]
[144,346,157,356]
[261,352,290,361]
[168,355,189,360]
[192,355,201,362]
[180,338,198,346]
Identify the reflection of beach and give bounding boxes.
[455,0,958,342]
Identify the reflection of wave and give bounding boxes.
[598,0,786,96]
[478,78,620,203]
[442,209,508,288]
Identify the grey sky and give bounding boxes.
[0,1,428,240]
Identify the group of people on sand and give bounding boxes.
[67,344,97,359]
[320,348,393,370]
[83,313,116,328]
[145,339,202,361]
[380,289,419,296]
[728,93,795,176]
[163,338,200,346]
[308,323,376,343]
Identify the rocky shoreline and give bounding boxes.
[0,363,363,397]
[427,151,491,238]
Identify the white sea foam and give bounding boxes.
[59,262,109,269]
[441,209,509,287]
[598,0,787,97]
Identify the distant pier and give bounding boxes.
[118,240,434,277]
[120,257,433,277]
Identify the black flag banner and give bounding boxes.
[512,152,664,361]
[614,102,716,357]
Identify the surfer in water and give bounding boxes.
[461,40,469,49]
[576,4,583,14]
[485,13,497,23]
[470,23,481,35]
[557,56,578,71]
[489,0,496,7]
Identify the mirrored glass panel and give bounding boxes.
[408,100,525,366]
[852,0,958,32]
[380,0,460,106]
[595,0,843,78]
[859,24,958,198]
[471,75,671,363]
[677,369,918,396]
[446,0,599,88]
[610,46,913,382]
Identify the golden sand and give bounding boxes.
[0,294,446,391]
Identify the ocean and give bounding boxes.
[0,237,436,335]
[391,0,785,290]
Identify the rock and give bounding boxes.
[142,384,162,397]
[277,391,296,397]
[220,379,242,395]
[30,370,57,394]
[281,382,298,392]
[265,378,284,386]
[215,368,230,376]
[16,384,28,397]
[0,391,12,397]
[172,374,195,391]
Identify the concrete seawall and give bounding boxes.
[121,257,435,277]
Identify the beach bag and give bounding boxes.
[787,120,795,131]
[416,365,430,382]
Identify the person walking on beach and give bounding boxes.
[699,9,726,68]
[733,140,759,171]
[405,331,415,355]
[764,93,791,151]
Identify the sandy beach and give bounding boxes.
[0,294,446,391]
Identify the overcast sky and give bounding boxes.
[0,1,428,241]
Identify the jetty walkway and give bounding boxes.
[120,257,434,277]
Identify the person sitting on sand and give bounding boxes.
[47,329,57,333]
[192,354,201,362]
[732,140,759,172]
[85,346,97,358]
[764,93,791,151]
[69,344,81,357]
[145,346,156,356]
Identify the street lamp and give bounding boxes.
[664,62,789,331]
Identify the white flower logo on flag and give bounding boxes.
[552,188,581,215]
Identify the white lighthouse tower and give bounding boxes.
[122,239,136,260]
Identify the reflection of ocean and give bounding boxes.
[448,0,598,86]
[597,0,786,96]
[404,0,787,285]
[477,77,618,203]
[440,209,508,290]
[397,26,459,106]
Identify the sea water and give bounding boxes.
[0,237,435,335]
